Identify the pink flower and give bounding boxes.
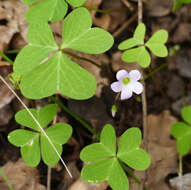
[111,69,143,100]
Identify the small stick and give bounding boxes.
[113,12,138,38]
[121,0,134,11]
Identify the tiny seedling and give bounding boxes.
[23,0,87,23]
[8,104,72,167]
[118,23,168,68]
[80,124,151,190]
[13,7,114,100]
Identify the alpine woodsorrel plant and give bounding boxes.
[8,104,72,166]
[14,7,114,100]
[118,23,168,67]
[80,124,151,190]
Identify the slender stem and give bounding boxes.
[5,49,20,54]
[0,167,14,190]
[0,75,72,178]
[49,96,100,140]
[83,5,121,13]
[47,166,52,190]
[179,155,183,177]
[0,50,14,65]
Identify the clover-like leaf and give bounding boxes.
[8,105,73,167]
[117,128,151,170]
[80,124,150,190]
[118,22,168,68]
[61,8,114,54]
[145,30,168,57]
[15,104,57,131]
[14,8,113,100]
[121,46,151,68]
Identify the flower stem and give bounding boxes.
[0,50,14,65]
[179,154,183,177]
[0,167,14,190]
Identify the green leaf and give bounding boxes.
[181,106,191,125]
[14,23,58,75]
[21,133,41,167]
[80,124,116,162]
[26,0,68,23]
[117,128,151,170]
[81,158,114,183]
[61,8,114,54]
[108,159,129,190]
[118,38,140,50]
[171,122,191,155]
[8,129,37,147]
[41,134,62,166]
[66,0,86,7]
[46,123,73,144]
[121,46,151,68]
[133,23,146,44]
[15,104,57,131]
[23,0,40,5]
[19,52,97,100]
[146,30,168,57]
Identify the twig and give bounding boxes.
[137,0,148,189]
[113,12,138,38]
[0,75,72,178]
[120,0,134,11]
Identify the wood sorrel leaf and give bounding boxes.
[14,8,113,100]
[8,129,41,167]
[118,23,145,50]
[14,22,58,75]
[15,104,57,131]
[61,8,114,54]
[121,46,151,68]
[80,124,116,162]
[80,125,150,190]
[117,128,151,170]
[19,52,96,99]
[41,123,72,166]
[145,30,168,57]
[8,105,73,167]
[66,0,86,7]
[26,0,68,23]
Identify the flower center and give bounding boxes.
[122,77,131,85]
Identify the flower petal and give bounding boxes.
[116,69,128,81]
[111,81,122,92]
[129,70,142,81]
[120,87,133,100]
[132,82,143,94]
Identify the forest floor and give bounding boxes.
[0,0,191,190]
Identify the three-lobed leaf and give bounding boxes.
[80,124,151,190]
[14,8,113,100]
[171,106,191,156]
[118,22,168,68]
[8,105,73,167]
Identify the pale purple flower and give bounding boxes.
[111,69,143,100]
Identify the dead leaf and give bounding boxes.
[146,110,179,190]
[0,159,46,190]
